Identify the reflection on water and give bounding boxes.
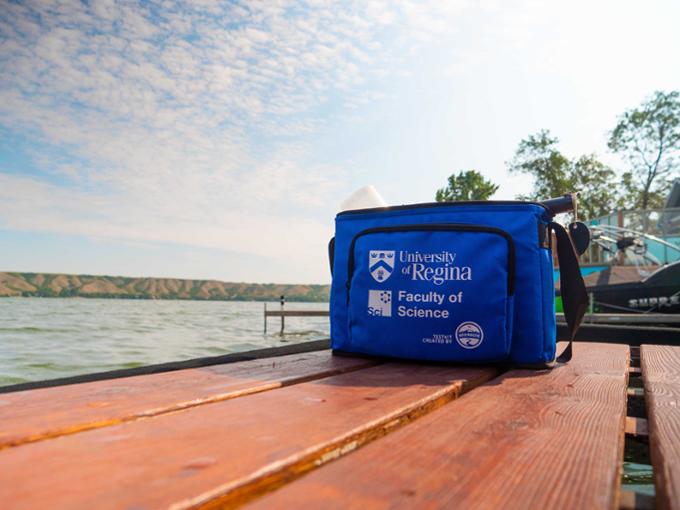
[0,297,329,385]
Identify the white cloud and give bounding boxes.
[0,1,468,281]
[10,1,675,280]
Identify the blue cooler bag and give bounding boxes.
[328,198,588,366]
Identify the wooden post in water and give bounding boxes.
[617,210,625,265]
[264,303,267,334]
[280,295,285,335]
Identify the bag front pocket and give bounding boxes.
[346,224,515,362]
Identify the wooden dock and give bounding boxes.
[568,313,680,325]
[263,297,328,334]
[1,342,678,509]
[263,306,680,335]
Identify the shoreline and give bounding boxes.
[0,294,330,303]
[0,271,330,302]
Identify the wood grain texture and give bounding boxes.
[0,363,496,510]
[641,344,680,510]
[0,351,377,449]
[246,342,630,510]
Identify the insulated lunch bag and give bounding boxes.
[328,197,588,366]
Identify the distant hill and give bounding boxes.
[0,272,330,302]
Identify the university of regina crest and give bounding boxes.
[369,250,395,282]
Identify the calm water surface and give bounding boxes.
[0,297,329,385]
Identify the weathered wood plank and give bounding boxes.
[0,351,377,449]
[0,363,496,510]
[641,344,680,510]
[265,310,329,317]
[619,490,655,510]
[247,342,629,510]
[625,417,649,437]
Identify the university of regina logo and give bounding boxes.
[369,250,395,282]
[455,322,484,349]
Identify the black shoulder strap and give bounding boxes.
[328,236,335,276]
[551,222,588,362]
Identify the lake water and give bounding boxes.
[0,297,329,386]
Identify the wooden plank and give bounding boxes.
[625,417,649,437]
[0,351,377,450]
[574,314,680,325]
[619,490,655,510]
[557,323,680,345]
[0,363,496,510]
[265,310,329,317]
[641,344,680,510]
[247,342,630,510]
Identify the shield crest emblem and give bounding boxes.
[369,250,395,282]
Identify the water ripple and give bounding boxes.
[0,297,329,385]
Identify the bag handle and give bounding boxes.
[551,221,588,362]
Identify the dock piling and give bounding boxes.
[280,295,285,335]
[263,300,330,334]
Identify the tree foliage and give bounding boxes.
[436,91,680,218]
[608,90,680,209]
[508,130,617,219]
[435,170,499,202]
[507,130,573,199]
[572,154,619,219]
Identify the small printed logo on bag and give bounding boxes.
[369,250,395,282]
[368,290,392,317]
[455,321,483,349]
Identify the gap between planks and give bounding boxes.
[620,344,652,510]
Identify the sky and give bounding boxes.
[1,0,679,284]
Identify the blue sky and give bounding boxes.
[1,0,680,284]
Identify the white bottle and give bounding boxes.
[339,185,388,212]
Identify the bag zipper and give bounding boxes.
[337,200,551,218]
[346,223,516,296]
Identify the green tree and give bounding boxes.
[572,154,619,220]
[608,90,680,209]
[435,170,499,202]
[508,130,574,200]
[508,130,617,219]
